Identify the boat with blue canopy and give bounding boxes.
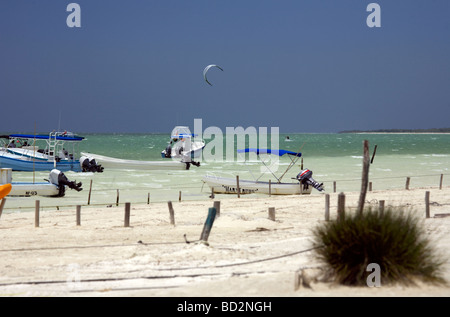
[237,148,302,157]
[161,126,205,160]
[0,131,102,172]
[203,148,324,195]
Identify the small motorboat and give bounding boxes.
[80,152,200,170]
[161,126,205,160]
[202,148,324,195]
[0,131,103,173]
[1,168,83,197]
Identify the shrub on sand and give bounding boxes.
[312,207,446,286]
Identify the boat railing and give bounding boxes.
[45,131,79,163]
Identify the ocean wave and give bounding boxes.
[142,183,163,189]
[431,154,449,157]
[153,179,170,183]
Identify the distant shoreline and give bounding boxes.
[3,128,450,135]
[339,128,450,134]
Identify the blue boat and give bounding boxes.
[0,132,85,172]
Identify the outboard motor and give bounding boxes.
[164,144,172,158]
[296,169,324,192]
[80,156,104,173]
[48,169,83,197]
[180,153,200,169]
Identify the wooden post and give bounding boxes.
[357,140,370,215]
[124,202,131,227]
[268,207,275,221]
[210,187,215,199]
[405,177,410,190]
[378,200,385,217]
[425,191,430,218]
[236,175,240,198]
[301,157,303,170]
[337,193,345,221]
[324,194,330,221]
[213,201,220,217]
[76,205,81,226]
[168,201,175,225]
[147,193,150,204]
[369,182,372,191]
[35,200,40,228]
[200,207,217,242]
[0,198,6,219]
[333,181,336,193]
[269,179,272,196]
[370,144,378,164]
[439,174,443,190]
[179,191,182,202]
[87,179,93,205]
[116,189,120,206]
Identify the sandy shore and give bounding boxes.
[1,187,450,297]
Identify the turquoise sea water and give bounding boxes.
[4,133,450,212]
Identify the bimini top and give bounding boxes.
[237,148,302,157]
[170,126,198,139]
[171,133,197,139]
[9,134,85,141]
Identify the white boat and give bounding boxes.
[1,168,82,197]
[161,126,205,160]
[8,182,60,197]
[80,152,199,170]
[203,174,313,195]
[202,148,324,196]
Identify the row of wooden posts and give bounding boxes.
[2,174,443,218]
[327,190,435,221]
[31,188,437,231]
[85,172,446,206]
[32,199,264,229]
[32,200,220,243]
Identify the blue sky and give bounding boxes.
[1,1,449,133]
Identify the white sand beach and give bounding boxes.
[0,187,450,297]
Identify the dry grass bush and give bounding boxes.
[312,207,446,286]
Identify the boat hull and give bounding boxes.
[81,152,190,170]
[0,152,81,172]
[8,182,60,197]
[1,168,66,197]
[202,175,313,195]
[161,141,205,159]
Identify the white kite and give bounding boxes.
[203,64,223,86]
